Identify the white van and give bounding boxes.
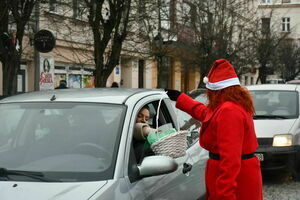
[247,84,300,180]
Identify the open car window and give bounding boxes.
[147,101,175,129]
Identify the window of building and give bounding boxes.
[261,18,270,34]
[160,0,171,30]
[54,64,95,88]
[49,0,58,12]
[282,0,291,3]
[160,57,171,88]
[244,76,249,85]
[261,0,272,4]
[73,0,85,19]
[282,17,290,32]
[181,2,192,25]
[138,60,144,88]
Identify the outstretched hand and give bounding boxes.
[165,89,182,101]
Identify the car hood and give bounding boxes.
[0,181,107,200]
[254,119,297,138]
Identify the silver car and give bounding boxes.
[0,88,207,200]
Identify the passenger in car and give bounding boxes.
[133,105,153,140]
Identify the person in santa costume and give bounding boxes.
[166,59,263,200]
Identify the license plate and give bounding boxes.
[255,153,264,161]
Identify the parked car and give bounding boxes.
[266,78,285,84]
[247,84,300,180]
[0,88,207,200]
[286,80,300,85]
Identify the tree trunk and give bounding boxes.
[257,65,267,84]
[2,54,19,96]
[94,62,109,88]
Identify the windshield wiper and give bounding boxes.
[0,168,61,182]
[253,115,289,119]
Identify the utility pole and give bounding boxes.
[34,1,40,91]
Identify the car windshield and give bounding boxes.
[0,102,125,182]
[250,90,298,119]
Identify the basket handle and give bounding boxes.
[156,91,181,132]
[156,94,164,131]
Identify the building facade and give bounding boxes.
[0,0,202,96]
[241,0,300,85]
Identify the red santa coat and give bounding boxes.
[176,93,263,200]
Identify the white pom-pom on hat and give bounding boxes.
[203,76,209,84]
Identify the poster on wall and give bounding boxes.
[54,74,67,88]
[39,56,55,90]
[68,74,81,88]
[83,75,95,88]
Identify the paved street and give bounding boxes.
[263,173,300,200]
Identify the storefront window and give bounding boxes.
[54,64,95,89]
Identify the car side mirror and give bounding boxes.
[138,155,178,177]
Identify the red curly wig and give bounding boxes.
[206,85,255,115]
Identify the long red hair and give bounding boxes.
[206,85,255,115]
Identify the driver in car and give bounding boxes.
[133,105,156,162]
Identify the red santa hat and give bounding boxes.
[203,59,240,90]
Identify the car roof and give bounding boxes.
[0,88,165,104]
[246,84,300,91]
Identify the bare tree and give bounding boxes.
[253,31,285,84]
[84,0,132,87]
[189,0,260,88]
[129,0,197,89]
[0,0,37,96]
[273,40,300,81]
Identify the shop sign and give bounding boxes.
[34,29,56,53]
[39,56,55,90]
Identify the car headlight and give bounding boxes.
[272,134,293,147]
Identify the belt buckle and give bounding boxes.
[255,153,264,161]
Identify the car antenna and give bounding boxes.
[50,94,56,101]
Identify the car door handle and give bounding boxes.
[182,163,193,174]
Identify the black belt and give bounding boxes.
[209,152,255,160]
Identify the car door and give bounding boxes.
[173,100,208,199]
[125,94,202,200]
[163,98,207,199]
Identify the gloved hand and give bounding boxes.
[165,89,182,101]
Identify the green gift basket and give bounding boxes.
[147,94,188,158]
